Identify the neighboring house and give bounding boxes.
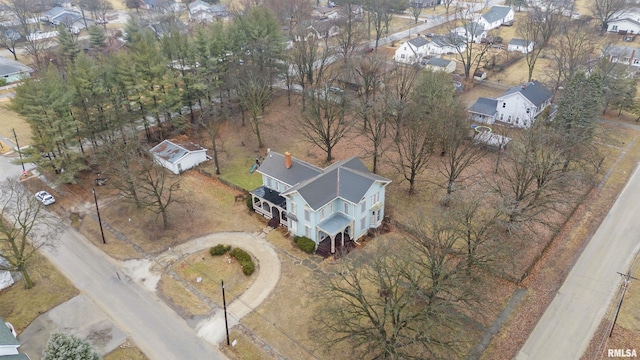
[0,256,15,291]
[475,6,514,30]
[393,36,429,64]
[306,21,339,39]
[410,0,441,8]
[142,0,175,12]
[336,60,395,92]
[422,57,456,73]
[150,139,209,174]
[311,6,340,20]
[42,6,86,33]
[453,21,488,44]
[426,34,466,55]
[607,9,640,33]
[468,80,553,128]
[188,0,227,22]
[250,151,391,254]
[0,57,33,83]
[604,45,640,69]
[0,318,27,359]
[508,38,534,54]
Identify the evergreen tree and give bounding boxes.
[88,25,106,49]
[57,27,80,65]
[42,333,101,360]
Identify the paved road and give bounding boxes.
[517,164,640,359]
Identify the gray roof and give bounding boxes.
[509,38,532,47]
[432,34,466,48]
[282,157,390,210]
[1,355,30,360]
[0,57,33,77]
[482,6,512,23]
[407,36,429,48]
[425,57,452,67]
[43,6,66,18]
[499,80,553,107]
[605,45,640,58]
[257,152,323,187]
[468,22,486,36]
[469,97,498,116]
[150,139,206,165]
[0,318,19,347]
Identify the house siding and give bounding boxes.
[496,93,536,127]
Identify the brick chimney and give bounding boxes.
[285,152,292,169]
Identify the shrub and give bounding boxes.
[230,248,255,276]
[210,244,231,256]
[296,236,316,254]
[246,195,253,211]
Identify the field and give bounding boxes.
[0,98,30,153]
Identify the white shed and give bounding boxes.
[150,140,209,175]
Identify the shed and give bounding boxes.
[423,57,456,73]
[150,139,209,174]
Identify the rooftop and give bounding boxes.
[150,140,206,164]
[499,80,553,107]
[482,6,512,23]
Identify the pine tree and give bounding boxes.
[88,25,106,49]
[42,333,101,360]
[57,27,80,65]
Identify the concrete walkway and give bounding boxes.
[517,164,640,359]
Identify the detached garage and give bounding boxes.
[150,139,209,174]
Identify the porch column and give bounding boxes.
[331,235,336,254]
[341,230,345,247]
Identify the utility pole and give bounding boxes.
[12,128,25,172]
[222,280,230,346]
[92,188,106,244]
[609,271,639,337]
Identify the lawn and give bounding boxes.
[0,253,79,332]
[0,98,30,153]
[104,339,149,360]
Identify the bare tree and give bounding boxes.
[386,63,420,140]
[591,0,629,35]
[448,7,492,80]
[409,4,423,24]
[94,138,143,208]
[0,27,20,60]
[137,155,182,229]
[334,1,367,61]
[288,34,332,110]
[0,179,62,289]
[359,91,391,174]
[315,243,465,359]
[233,66,273,149]
[297,85,353,162]
[517,6,563,82]
[550,18,598,90]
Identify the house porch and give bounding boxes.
[317,213,354,257]
[250,186,288,227]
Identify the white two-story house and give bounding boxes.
[250,151,391,255]
[393,36,429,64]
[468,80,553,128]
[475,6,514,30]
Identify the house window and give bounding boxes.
[344,202,349,215]
[291,220,298,232]
[508,115,512,122]
[320,208,325,220]
[275,182,279,191]
[360,217,366,230]
[502,102,506,108]
[377,210,381,222]
[304,209,310,221]
[291,202,297,214]
[612,25,618,31]
[526,108,530,114]
[266,177,272,188]
[305,225,311,238]
[634,58,640,65]
[328,202,333,214]
[401,54,405,59]
[360,200,366,213]
[500,113,504,120]
[371,192,380,205]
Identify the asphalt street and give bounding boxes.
[517,164,640,359]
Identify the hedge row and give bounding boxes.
[293,236,316,254]
[210,244,231,256]
[230,248,255,276]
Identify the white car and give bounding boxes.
[35,191,55,206]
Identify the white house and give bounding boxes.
[394,36,429,64]
[150,139,209,174]
[468,80,553,128]
[423,57,457,73]
[604,45,640,69]
[250,151,391,256]
[607,9,640,33]
[476,6,514,30]
[306,21,339,39]
[188,1,227,22]
[508,38,534,54]
[426,34,466,55]
[453,21,488,44]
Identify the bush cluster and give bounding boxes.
[210,244,231,256]
[246,195,253,211]
[294,236,316,254]
[230,248,255,276]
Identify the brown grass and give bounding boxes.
[0,99,31,153]
[221,329,271,360]
[0,253,79,332]
[158,274,212,318]
[104,338,149,360]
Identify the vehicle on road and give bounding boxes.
[35,190,55,205]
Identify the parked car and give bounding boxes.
[35,191,55,206]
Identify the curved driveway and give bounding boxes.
[159,232,281,346]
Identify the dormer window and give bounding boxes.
[502,102,506,108]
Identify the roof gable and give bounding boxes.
[150,139,206,165]
[482,6,512,23]
[257,152,323,187]
[498,80,552,107]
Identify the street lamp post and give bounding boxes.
[92,188,106,244]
